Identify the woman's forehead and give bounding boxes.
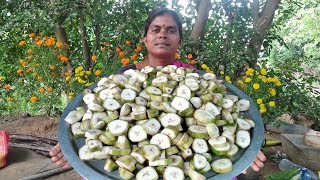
[150,14,178,27]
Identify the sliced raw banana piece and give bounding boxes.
[211,158,233,174]
[163,166,185,180]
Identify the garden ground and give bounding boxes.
[0,114,312,179]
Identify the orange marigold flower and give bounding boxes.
[35,36,42,42]
[118,51,125,58]
[187,54,193,59]
[188,60,197,65]
[36,40,43,46]
[27,49,33,54]
[47,87,53,92]
[29,33,35,38]
[19,40,26,46]
[37,77,43,81]
[4,84,11,90]
[56,42,63,48]
[39,87,45,93]
[64,43,70,49]
[116,47,121,53]
[92,55,97,61]
[64,72,71,77]
[103,41,109,46]
[50,65,56,70]
[17,69,24,76]
[27,55,33,60]
[131,54,138,60]
[30,96,38,103]
[94,70,102,76]
[101,47,106,53]
[33,73,38,77]
[27,67,33,72]
[136,44,143,51]
[121,58,130,66]
[57,54,64,59]
[125,40,131,45]
[45,37,55,46]
[60,56,69,62]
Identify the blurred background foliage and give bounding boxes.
[0,0,319,128]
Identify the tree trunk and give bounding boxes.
[79,7,92,69]
[247,0,281,66]
[190,0,212,51]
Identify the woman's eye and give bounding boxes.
[168,28,176,33]
[152,29,160,33]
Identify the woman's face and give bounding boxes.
[143,13,181,58]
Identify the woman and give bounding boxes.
[50,7,266,175]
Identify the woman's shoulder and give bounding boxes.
[116,64,137,74]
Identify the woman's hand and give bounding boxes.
[243,151,266,174]
[49,143,70,168]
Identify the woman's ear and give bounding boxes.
[143,37,147,47]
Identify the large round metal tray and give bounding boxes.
[58,71,264,180]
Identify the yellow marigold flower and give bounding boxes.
[245,68,254,76]
[257,98,263,104]
[125,40,131,45]
[56,42,63,48]
[187,54,193,59]
[253,83,260,90]
[267,77,272,83]
[85,82,93,87]
[77,78,86,84]
[220,71,225,75]
[30,96,38,103]
[269,88,276,96]
[6,97,13,102]
[258,75,263,79]
[66,76,71,81]
[244,77,252,83]
[0,76,4,81]
[92,55,97,61]
[47,87,53,92]
[29,33,35,38]
[259,107,266,113]
[237,80,243,85]
[19,40,26,46]
[94,70,102,76]
[275,80,282,86]
[68,92,74,99]
[119,51,125,58]
[259,103,266,109]
[201,64,208,69]
[27,49,33,54]
[268,101,275,107]
[261,68,267,75]
[39,87,45,93]
[133,61,138,64]
[4,84,11,90]
[85,71,91,75]
[36,40,43,46]
[79,72,85,77]
[225,76,231,83]
[50,65,56,70]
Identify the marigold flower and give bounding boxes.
[37,77,43,81]
[50,65,56,70]
[60,56,69,62]
[64,43,70,49]
[0,76,4,81]
[103,41,109,46]
[35,36,42,42]
[30,96,38,103]
[187,54,193,59]
[131,54,138,60]
[257,98,263,104]
[118,51,125,58]
[175,53,179,59]
[36,40,43,46]
[237,80,243,85]
[6,97,13,102]
[225,76,231,83]
[125,40,131,45]
[85,71,91,75]
[4,84,11,90]
[188,60,197,65]
[68,92,74,99]
[267,77,273,83]
[45,37,55,46]
[27,49,33,54]
[92,55,97,61]
[33,73,38,77]
[64,72,71,77]
[66,76,71,82]
[275,80,282,86]
[136,44,143,51]
[39,87,45,93]
[17,69,24,76]
[85,82,93,87]
[19,40,26,46]
[268,101,275,107]
[29,33,35,38]
[56,42,63,48]
[245,68,254,76]
[121,58,130,66]
[244,77,252,83]
[259,107,267,113]
[116,48,121,53]
[201,64,208,69]
[261,68,267,75]
[19,59,27,66]
[47,87,53,92]
[26,67,33,72]
[101,47,106,53]
[220,71,225,75]
[133,61,138,64]
[94,70,102,76]
[269,88,276,96]
[253,83,260,90]
[27,55,33,60]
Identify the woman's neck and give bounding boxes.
[145,55,176,67]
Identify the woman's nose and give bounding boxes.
[158,28,167,38]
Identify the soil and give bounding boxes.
[0,114,314,179]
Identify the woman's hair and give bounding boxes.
[143,7,183,41]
